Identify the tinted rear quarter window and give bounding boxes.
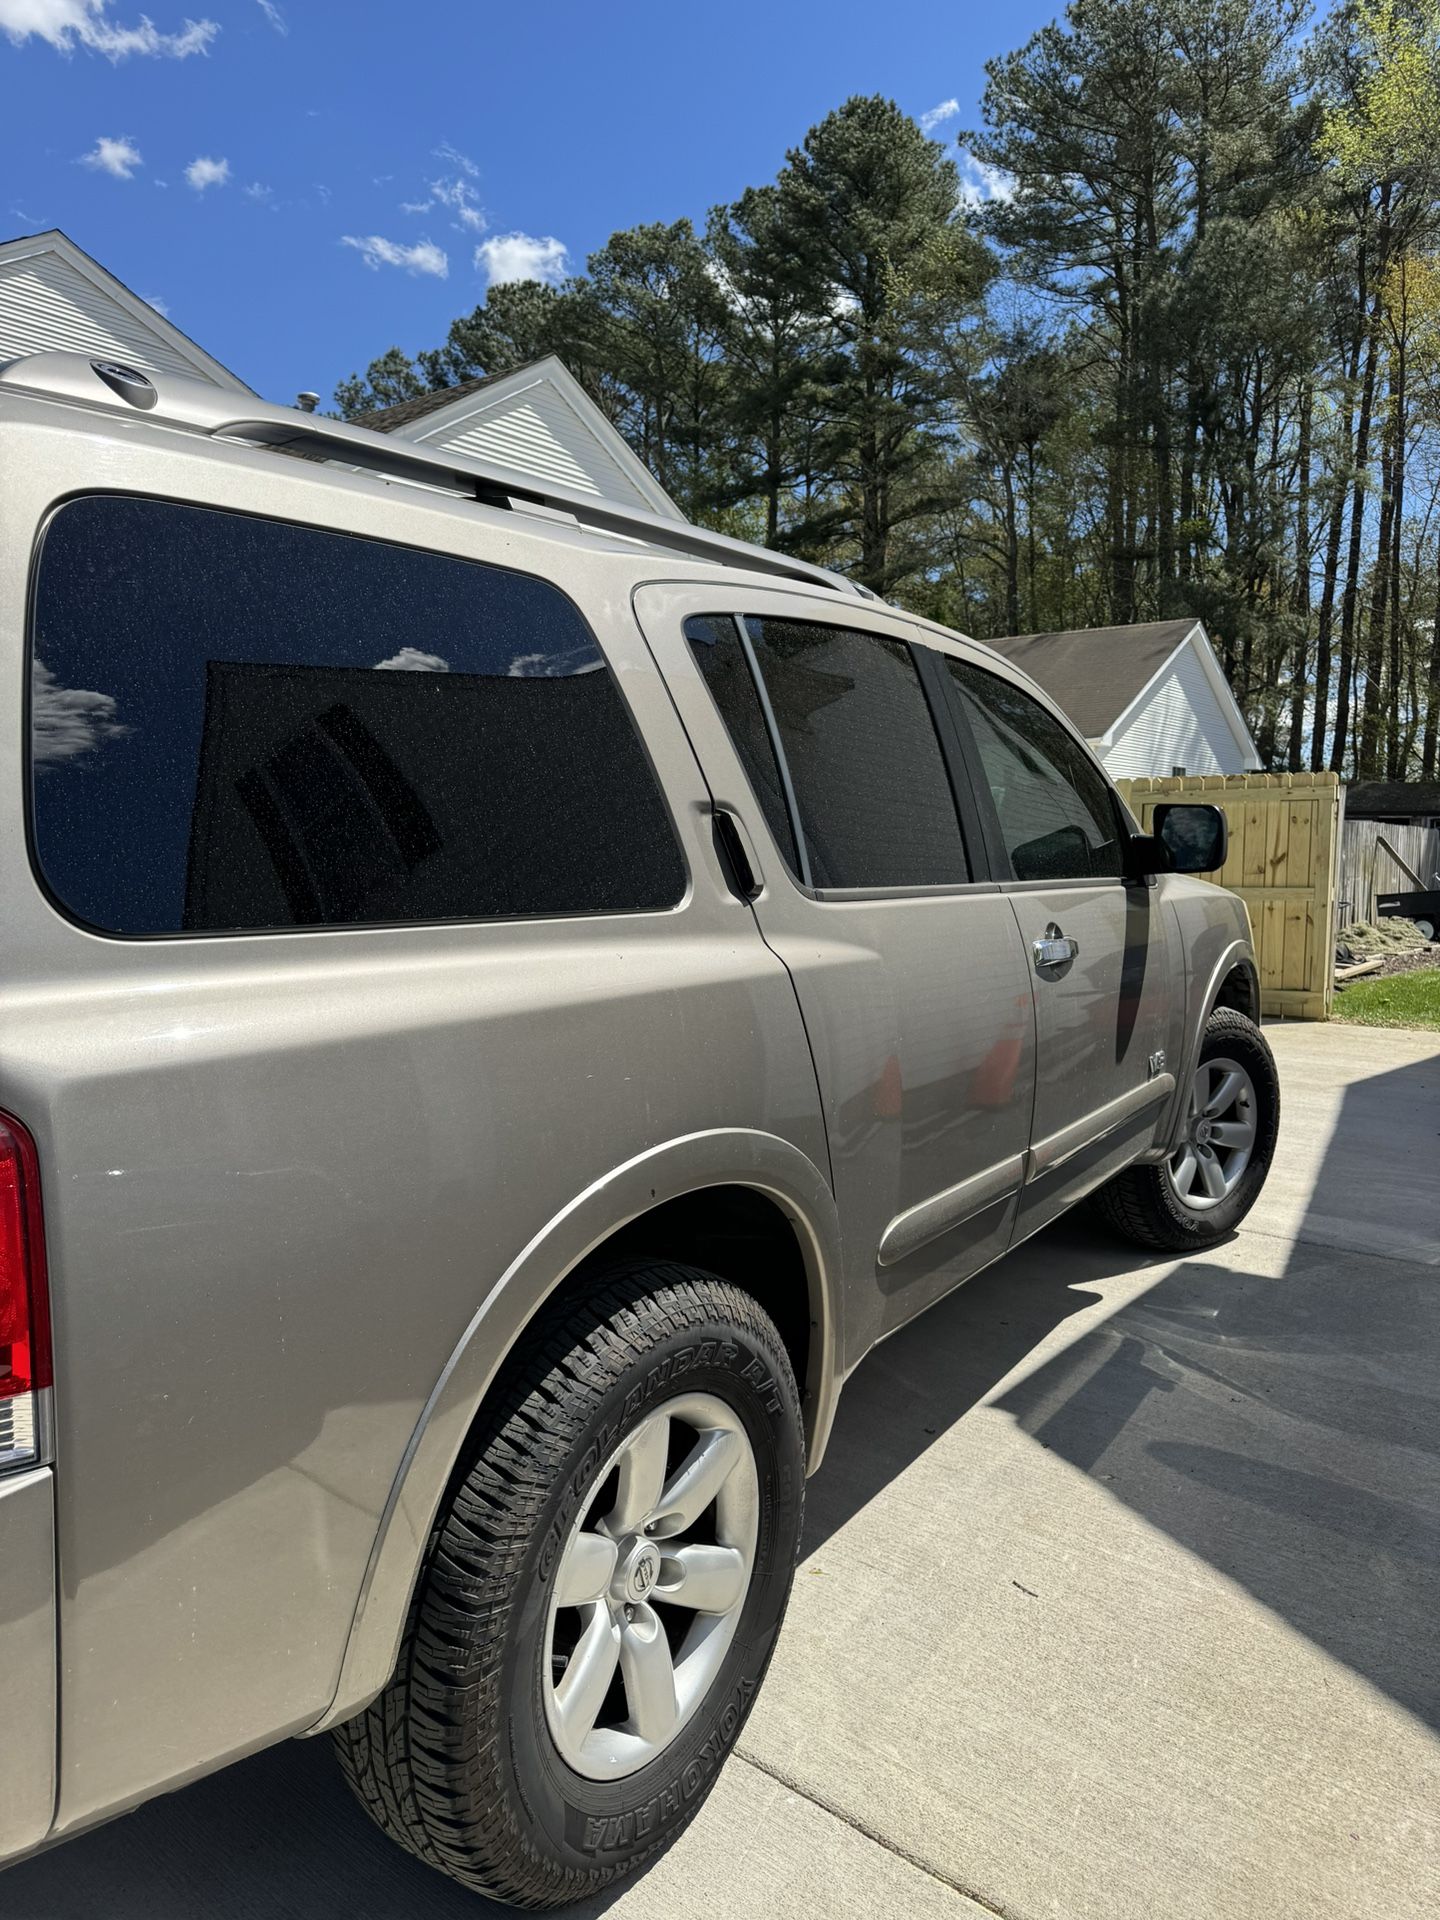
[31,496,684,934]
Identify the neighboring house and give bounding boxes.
[984,617,1260,778]
[356,356,684,521]
[1,232,678,524]
[0,228,251,394]
[1344,781,1440,828]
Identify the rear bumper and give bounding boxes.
[0,1467,57,1862]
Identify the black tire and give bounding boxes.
[334,1262,804,1910]
[1090,1007,1280,1253]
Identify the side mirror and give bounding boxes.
[1153,802,1228,874]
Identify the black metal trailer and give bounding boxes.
[1377,890,1440,941]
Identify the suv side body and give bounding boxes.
[0,361,1259,1874]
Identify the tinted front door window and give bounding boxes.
[946,659,1123,881]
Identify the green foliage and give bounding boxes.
[417,280,570,388]
[333,345,427,420]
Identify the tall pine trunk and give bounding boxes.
[1311,315,1363,770]
[1289,381,1312,770]
[1358,395,1397,780]
[1330,213,1387,776]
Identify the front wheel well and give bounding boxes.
[1212,962,1259,1023]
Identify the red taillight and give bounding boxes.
[0,1113,50,1404]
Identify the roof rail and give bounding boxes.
[0,350,866,600]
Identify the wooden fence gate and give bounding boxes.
[1116,772,1342,1021]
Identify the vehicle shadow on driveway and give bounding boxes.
[0,1733,635,1920]
[807,1050,1440,1734]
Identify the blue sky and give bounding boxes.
[1,0,1059,405]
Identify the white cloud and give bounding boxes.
[80,133,142,178]
[185,154,229,192]
[400,198,433,215]
[920,98,960,136]
[431,174,486,233]
[144,292,168,315]
[957,151,1016,208]
[31,660,129,768]
[243,180,272,201]
[254,0,284,31]
[507,647,602,677]
[433,140,478,178]
[0,0,218,59]
[375,648,449,672]
[475,231,567,287]
[341,234,449,278]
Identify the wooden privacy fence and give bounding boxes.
[1338,818,1440,924]
[1116,772,1342,1021]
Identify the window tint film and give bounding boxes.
[685,615,801,874]
[31,496,684,935]
[946,658,1123,881]
[744,618,969,889]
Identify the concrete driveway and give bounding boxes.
[6,1022,1437,1920]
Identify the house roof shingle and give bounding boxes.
[1345,781,1440,819]
[352,374,496,435]
[981,618,1198,736]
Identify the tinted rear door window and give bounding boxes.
[31,496,684,934]
[743,617,969,889]
[685,615,802,875]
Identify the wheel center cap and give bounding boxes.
[1195,1118,1213,1145]
[619,1540,661,1604]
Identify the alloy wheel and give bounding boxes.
[543,1391,759,1780]
[1167,1054,1258,1211]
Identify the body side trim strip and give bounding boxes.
[876,1152,1026,1269]
[1027,1072,1176,1182]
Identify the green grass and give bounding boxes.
[1334,968,1440,1031]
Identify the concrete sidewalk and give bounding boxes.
[6,1023,1437,1920]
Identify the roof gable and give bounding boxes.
[362,355,683,522]
[0,229,252,393]
[982,619,1195,735]
[983,616,1259,769]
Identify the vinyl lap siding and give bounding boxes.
[420,382,653,510]
[1100,641,1244,778]
[0,254,211,379]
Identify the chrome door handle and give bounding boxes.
[1033,929,1079,971]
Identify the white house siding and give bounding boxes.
[417,380,651,511]
[0,250,213,380]
[1099,641,1245,778]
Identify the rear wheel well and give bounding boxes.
[554,1185,814,1421]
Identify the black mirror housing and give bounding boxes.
[1124,832,1171,880]
[1152,802,1228,874]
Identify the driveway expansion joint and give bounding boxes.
[734,1748,1023,1920]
